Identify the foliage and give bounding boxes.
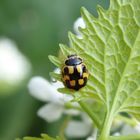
[19,0,140,139]
[0,0,109,140]
[49,0,140,139]
[17,134,61,140]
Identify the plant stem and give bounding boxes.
[78,100,100,128]
[59,116,70,140]
[98,110,114,140]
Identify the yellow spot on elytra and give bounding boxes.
[70,80,76,86]
[78,79,84,85]
[83,73,89,78]
[77,65,81,73]
[68,66,74,74]
[63,75,70,81]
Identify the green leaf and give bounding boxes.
[59,44,74,57]
[109,134,140,140]
[49,0,140,139]
[49,72,61,81]
[48,55,61,67]
[18,134,60,140]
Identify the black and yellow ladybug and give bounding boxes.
[61,54,89,90]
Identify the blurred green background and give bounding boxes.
[0,0,109,140]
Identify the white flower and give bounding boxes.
[0,38,31,90]
[38,103,64,122]
[121,123,140,135]
[65,120,92,138]
[28,75,80,122]
[135,122,140,132]
[65,113,94,139]
[28,75,96,138]
[113,132,121,136]
[73,17,86,38]
[86,129,98,140]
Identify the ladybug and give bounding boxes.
[61,54,89,90]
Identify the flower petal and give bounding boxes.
[86,129,98,140]
[64,109,80,116]
[28,76,57,102]
[121,124,140,135]
[73,17,85,36]
[0,38,31,85]
[65,120,91,138]
[135,123,140,132]
[86,136,96,140]
[37,103,63,122]
[51,77,73,104]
